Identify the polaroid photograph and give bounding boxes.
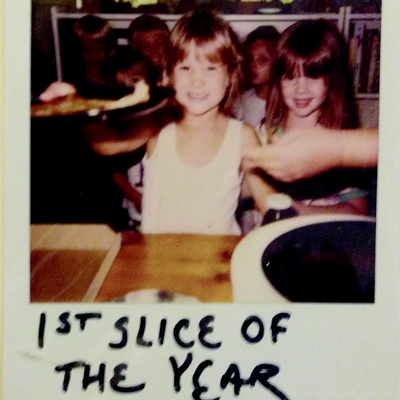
[30,2,378,305]
[3,0,399,399]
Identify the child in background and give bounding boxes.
[111,51,149,231]
[128,14,171,86]
[235,26,280,138]
[141,9,270,235]
[115,51,148,88]
[259,19,368,216]
[234,26,280,233]
[40,15,120,100]
[72,14,119,98]
[108,15,171,230]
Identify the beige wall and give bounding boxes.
[357,99,379,128]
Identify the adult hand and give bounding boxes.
[242,127,339,182]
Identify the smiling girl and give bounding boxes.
[141,9,270,234]
[259,19,368,216]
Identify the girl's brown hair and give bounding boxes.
[166,9,242,117]
[265,19,358,136]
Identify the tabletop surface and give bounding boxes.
[95,232,242,303]
[30,224,242,303]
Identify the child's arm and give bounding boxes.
[240,124,276,214]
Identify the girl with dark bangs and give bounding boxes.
[265,19,358,136]
[258,19,369,216]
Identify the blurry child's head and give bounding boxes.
[167,9,242,117]
[73,15,117,78]
[115,51,147,88]
[266,19,356,130]
[242,26,280,89]
[128,14,170,70]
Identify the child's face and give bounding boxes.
[172,42,230,117]
[81,38,108,74]
[131,30,170,69]
[280,68,328,123]
[116,61,147,88]
[246,40,275,87]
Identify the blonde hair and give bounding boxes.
[167,9,242,117]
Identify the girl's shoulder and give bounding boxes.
[239,121,260,149]
[146,122,176,158]
[225,116,256,134]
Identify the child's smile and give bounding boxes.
[281,73,328,124]
[292,98,313,108]
[187,92,208,101]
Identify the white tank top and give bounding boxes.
[142,119,243,235]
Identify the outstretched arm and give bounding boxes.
[242,127,378,182]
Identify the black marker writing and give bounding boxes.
[198,316,221,349]
[136,316,153,347]
[241,316,264,343]
[38,312,46,349]
[220,363,242,395]
[168,353,289,400]
[110,363,146,393]
[109,317,129,349]
[83,363,106,391]
[56,312,71,335]
[192,360,218,400]
[75,313,102,331]
[174,319,195,348]
[158,318,167,345]
[270,313,291,344]
[248,364,289,400]
[169,352,193,391]
[55,361,86,391]
[221,362,289,399]
[55,361,146,393]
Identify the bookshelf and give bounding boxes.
[346,12,381,99]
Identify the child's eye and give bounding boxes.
[178,65,190,71]
[207,65,217,71]
[282,74,296,81]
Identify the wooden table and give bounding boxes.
[30,224,242,303]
